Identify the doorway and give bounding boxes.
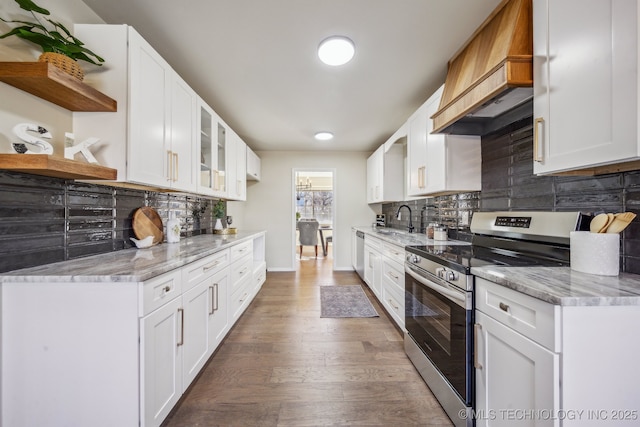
[293,169,335,267]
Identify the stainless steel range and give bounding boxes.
[404,211,589,427]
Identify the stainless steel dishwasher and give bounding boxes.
[355,230,365,280]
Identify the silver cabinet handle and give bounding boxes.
[388,299,399,310]
[209,285,215,315]
[474,323,482,369]
[239,292,248,303]
[213,283,219,312]
[163,285,171,293]
[203,260,220,272]
[177,308,184,347]
[499,302,509,312]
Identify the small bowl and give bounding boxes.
[130,235,154,248]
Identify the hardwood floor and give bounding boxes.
[162,251,453,426]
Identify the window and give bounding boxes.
[296,190,333,223]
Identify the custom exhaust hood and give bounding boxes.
[431,0,533,135]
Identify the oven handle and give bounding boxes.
[405,264,465,308]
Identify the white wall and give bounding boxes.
[0,0,104,153]
[228,151,377,272]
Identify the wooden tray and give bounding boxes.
[132,207,163,245]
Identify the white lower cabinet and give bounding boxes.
[140,295,183,427]
[475,310,558,427]
[0,235,266,427]
[364,237,383,298]
[362,234,405,330]
[475,277,640,427]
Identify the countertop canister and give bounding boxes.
[570,231,619,276]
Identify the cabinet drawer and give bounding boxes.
[182,249,230,292]
[382,242,405,265]
[382,257,404,291]
[230,255,253,293]
[253,264,266,289]
[230,240,252,261]
[140,269,182,316]
[476,278,557,351]
[230,273,253,320]
[382,274,405,330]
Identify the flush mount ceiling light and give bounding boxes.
[317,36,355,66]
[314,131,334,141]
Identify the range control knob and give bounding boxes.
[407,254,421,263]
[446,270,457,281]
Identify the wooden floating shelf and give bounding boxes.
[0,154,117,180]
[0,62,117,112]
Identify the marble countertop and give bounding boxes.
[472,265,640,306]
[352,226,471,248]
[0,231,265,283]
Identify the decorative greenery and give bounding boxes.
[0,0,104,65]
[213,200,225,219]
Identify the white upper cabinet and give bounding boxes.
[197,101,230,198]
[246,146,261,181]
[367,142,404,204]
[226,129,247,201]
[533,0,639,175]
[407,85,481,197]
[74,25,196,192]
[73,24,250,199]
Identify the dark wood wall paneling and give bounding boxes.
[0,171,223,273]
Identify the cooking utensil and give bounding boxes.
[605,212,637,234]
[132,206,164,245]
[589,213,612,233]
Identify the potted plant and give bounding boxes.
[213,199,225,230]
[0,0,104,80]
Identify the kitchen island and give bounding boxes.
[1,231,266,427]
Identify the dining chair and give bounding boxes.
[298,219,319,258]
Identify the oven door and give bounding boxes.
[405,263,473,405]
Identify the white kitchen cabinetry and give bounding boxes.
[407,84,481,196]
[380,241,406,330]
[475,277,640,427]
[363,235,383,298]
[196,98,227,198]
[73,25,197,192]
[229,240,255,320]
[227,130,247,201]
[246,145,261,181]
[140,283,183,427]
[367,143,404,204]
[475,279,559,427]
[1,235,265,427]
[532,0,639,175]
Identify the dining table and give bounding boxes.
[318,225,332,256]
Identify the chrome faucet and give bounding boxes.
[396,204,414,233]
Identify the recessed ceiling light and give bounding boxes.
[314,131,334,141]
[318,36,355,66]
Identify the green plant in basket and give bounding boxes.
[0,0,104,69]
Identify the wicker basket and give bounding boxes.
[38,52,85,81]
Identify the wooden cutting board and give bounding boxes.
[132,207,163,245]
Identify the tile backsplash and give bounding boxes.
[0,171,224,273]
[383,116,640,274]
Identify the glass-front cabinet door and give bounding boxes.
[197,99,227,197]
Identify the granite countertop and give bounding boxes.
[472,265,640,306]
[352,226,471,247]
[0,231,265,284]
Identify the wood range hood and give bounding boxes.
[431,0,533,135]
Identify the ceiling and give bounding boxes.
[80,0,502,152]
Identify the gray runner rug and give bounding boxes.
[320,285,379,318]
